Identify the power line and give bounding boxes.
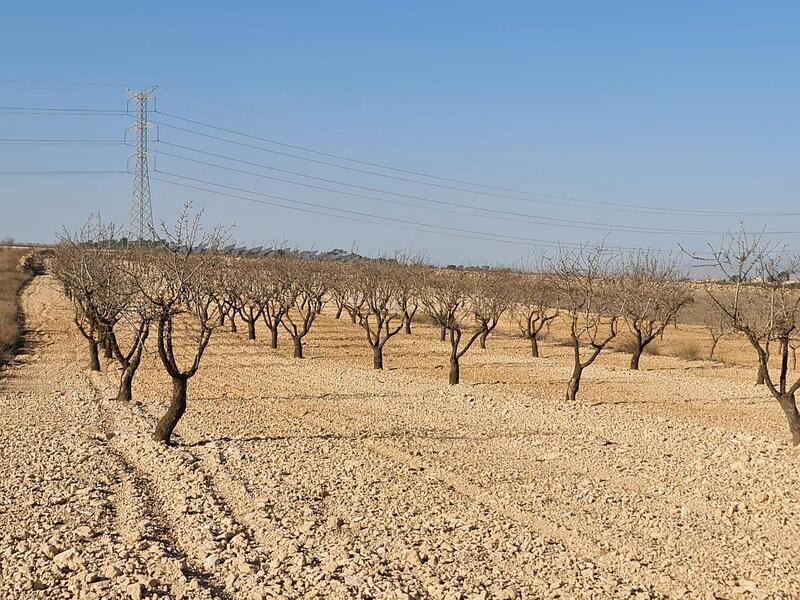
[0,79,129,89]
[153,118,647,214]
[149,141,800,237]
[152,169,702,254]
[154,86,657,192]
[0,170,128,174]
[0,106,129,115]
[0,138,125,145]
[153,170,594,248]
[151,112,800,217]
[154,110,529,192]
[151,173,554,249]
[151,172,629,251]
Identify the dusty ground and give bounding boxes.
[1,275,799,599]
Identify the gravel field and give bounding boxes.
[1,275,799,599]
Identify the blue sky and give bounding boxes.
[1,1,798,265]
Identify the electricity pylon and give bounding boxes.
[127,87,156,241]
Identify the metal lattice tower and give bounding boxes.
[127,88,156,241]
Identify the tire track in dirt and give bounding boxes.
[91,398,231,599]
[281,360,799,597]
[93,395,274,599]
[292,405,675,598]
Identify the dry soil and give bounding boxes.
[1,275,799,599]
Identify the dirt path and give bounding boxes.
[2,275,799,599]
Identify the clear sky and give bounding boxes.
[1,1,798,266]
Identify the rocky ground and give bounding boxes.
[1,275,799,599]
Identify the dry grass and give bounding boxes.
[613,336,638,354]
[0,247,34,362]
[673,341,703,361]
[613,335,663,356]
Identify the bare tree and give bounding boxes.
[132,207,225,445]
[511,273,559,358]
[422,270,488,384]
[349,261,405,369]
[394,250,426,335]
[53,219,155,401]
[707,313,730,361]
[52,218,121,372]
[282,260,327,359]
[552,245,623,401]
[233,260,266,341]
[619,251,692,370]
[471,271,511,349]
[259,260,291,349]
[700,231,800,445]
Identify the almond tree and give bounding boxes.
[259,260,291,349]
[422,270,488,384]
[234,261,266,341]
[394,250,425,335]
[397,278,419,335]
[107,290,151,402]
[90,250,153,402]
[471,271,511,349]
[329,274,349,320]
[552,245,623,401]
[707,313,730,361]
[52,219,121,372]
[282,260,327,358]
[350,261,405,369]
[133,207,225,445]
[619,251,692,370]
[511,273,559,358]
[701,231,800,445]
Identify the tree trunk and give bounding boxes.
[531,335,539,358]
[566,364,582,401]
[630,346,642,370]
[116,366,134,402]
[104,336,113,359]
[350,312,357,324]
[372,345,383,370]
[449,356,460,385]
[270,325,279,349]
[709,336,720,361]
[404,318,412,335]
[88,339,100,371]
[777,393,800,446]
[335,305,343,319]
[229,315,237,333]
[247,319,256,340]
[293,336,304,359]
[757,345,770,384]
[218,311,226,326]
[479,330,488,349]
[440,326,446,342]
[153,376,188,446]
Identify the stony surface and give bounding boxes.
[1,275,799,598]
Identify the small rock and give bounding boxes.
[326,515,344,529]
[53,547,77,567]
[75,525,92,539]
[126,582,145,600]
[103,564,122,579]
